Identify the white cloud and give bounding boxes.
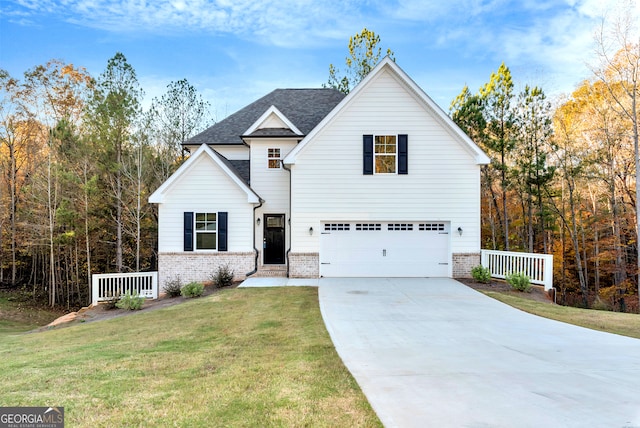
[5,0,366,47]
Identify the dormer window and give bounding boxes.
[268,148,281,169]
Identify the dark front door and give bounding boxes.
[264,214,285,264]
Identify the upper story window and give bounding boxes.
[363,134,407,175]
[195,212,217,250]
[268,148,281,169]
[375,135,397,174]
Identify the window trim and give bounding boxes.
[374,135,397,175]
[195,212,217,251]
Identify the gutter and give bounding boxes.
[282,159,292,278]
[245,199,264,277]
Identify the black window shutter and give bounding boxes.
[398,134,408,174]
[218,212,228,252]
[363,135,373,175]
[184,212,194,252]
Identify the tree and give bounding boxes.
[550,98,590,307]
[479,63,516,250]
[148,78,211,171]
[21,60,92,306]
[326,28,395,94]
[0,71,42,286]
[513,85,554,253]
[86,53,143,273]
[593,3,640,308]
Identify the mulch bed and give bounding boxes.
[458,277,555,304]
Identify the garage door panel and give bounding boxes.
[320,222,450,277]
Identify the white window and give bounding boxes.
[268,148,281,169]
[374,135,397,174]
[195,213,217,250]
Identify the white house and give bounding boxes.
[149,57,490,288]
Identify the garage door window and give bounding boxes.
[356,223,381,231]
[419,223,446,231]
[324,223,350,231]
[388,223,413,231]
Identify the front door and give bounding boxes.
[263,214,285,264]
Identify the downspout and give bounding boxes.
[282,160,292,278]
[245,199,264,277]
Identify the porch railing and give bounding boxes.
[480,250,553,291]
[91,271,158,306]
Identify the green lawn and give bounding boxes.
[0,292,62,334]
[0,287,381,427]
[483,291,640,339]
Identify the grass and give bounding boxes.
[483,291,640,339]
[0,287,381,427]
[0,291,62,334]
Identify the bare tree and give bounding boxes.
[593,1,640,307]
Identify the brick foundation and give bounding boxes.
[452,252,480,278]
[158,252,254,291]
[288,252,319,278]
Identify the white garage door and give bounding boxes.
[319,222,450,277]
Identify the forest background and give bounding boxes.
[1,13,638,313]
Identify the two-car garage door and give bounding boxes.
[319,222,450,277]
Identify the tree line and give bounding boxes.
[0,53,211,308]
[1,18,638,312]
[449,23,639,311]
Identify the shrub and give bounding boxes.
[116,291,145,310]
[164,276,183,297]
[181,281,204,298]
[211,264,234,288]
[506,272,531,292]
[591,297,612,311]
[103,293,121,310]
[471,265,491,284]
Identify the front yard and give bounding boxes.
[0,287,381,427]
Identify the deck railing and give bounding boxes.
[481,250,553,291]
[91,272,158,306]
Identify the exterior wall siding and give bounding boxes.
[157,154,254,253]
[290,69,482,263]
[158,252,254,291]
[249,139,297,262]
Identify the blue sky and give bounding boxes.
[1,0,634,118]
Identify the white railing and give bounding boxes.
[481,250,554,291]
[91,272,158,306]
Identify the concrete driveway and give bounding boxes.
[319,278,640,428]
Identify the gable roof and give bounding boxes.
[186,89,345,146]
[283,57,491,165]
[243,105,303,137]
[149,144,261,204]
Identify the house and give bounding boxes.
[149,57,490,289]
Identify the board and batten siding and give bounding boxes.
[157,154,253,252]
[290,68,482,255]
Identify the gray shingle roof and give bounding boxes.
[186,88,345,146]
[227,160,250,184]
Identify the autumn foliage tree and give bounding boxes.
[0,54,211,309]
